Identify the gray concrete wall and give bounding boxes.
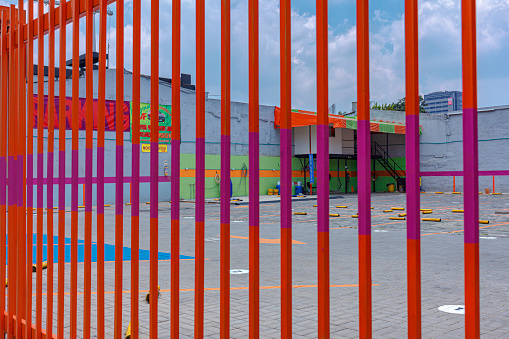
[33,69,280,206]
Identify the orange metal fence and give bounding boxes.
[0,0,480,338]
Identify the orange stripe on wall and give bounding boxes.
[179,169,400,178]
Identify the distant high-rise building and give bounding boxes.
[423,91,462,114]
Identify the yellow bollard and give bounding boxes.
[335,206,347,208]
[351,215,358,218]
[452,192,461,194]
[479,220,490,224]
[313,205,318,207]
[420,209,432,212]
[435,192,444,194]
[391,207,404,210]
[398,213,407,217]
[389,217,406,220]
[383,210,393,213]
[452,210,464,213]
[293,212,307,215]
[32,261,48,273]
[125,321,132,339]
[146,285,161,304]
[422,211,433,214]
[422,218,441,222]
[329,214,340,217]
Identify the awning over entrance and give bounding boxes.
[274,107,422,135]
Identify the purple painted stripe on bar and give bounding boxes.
[248,132,259,227]
[97,147,104,215]
[17,156,23,207]
[195,138,205,223]
[317,124,329,233]
[28,153,34,208]
[150,142,158,219]
[131,144,140,217]
[72,149,79,212]
[0,156,5,206]
[7,156,14,207]
[220,134,230,225]
[47,152,54,209]
[38,152,44,209]
[463,107,479,245]
[280,128,292,229]
[357,120,371,236]
[29,176,171,185]
[421,170,509,177]
[116,145,124,215]
[406,114,420,240]
[58,151,65,210]
[85,148,93,213]
[171,139,180,221]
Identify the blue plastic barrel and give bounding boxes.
[295,185,303,195]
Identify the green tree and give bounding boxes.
[371,96,428,113]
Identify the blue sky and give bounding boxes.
[6,0,509,112]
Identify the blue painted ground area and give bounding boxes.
[27,234,194,264]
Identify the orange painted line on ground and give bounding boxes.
[230,235,306,245]
[35,283,380,297]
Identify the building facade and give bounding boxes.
[423,90,462,114]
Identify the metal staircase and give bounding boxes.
[371,142,406,191]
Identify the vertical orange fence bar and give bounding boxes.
[46,0,56,336]
[462,0,480,337]
[0,9,7,336]
[97,0,107,336]
[149,0,160,335]
[16,2,27,337]
[279,0,292,337]
[248,0,260,337]
[220,0,231,337]
[115,0,125,335]
[57,0,67,336]
[131,0,141,336]
[70,0,80,335]
[194,0,206,337]
[171,0,181,337]
[356,0,372,337]
[36,0,44,334]
[316,0,330,337]
[405,0,422,336]
[84,0,94,335]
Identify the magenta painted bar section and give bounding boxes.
[58,151,65,210]
[316,124,329,233]
[7,156,14,208]
[357,120,371,236]
[463,107,479,245]
[0,157,5,206]
[248,132,259,227]
[71,149,79,212]
[171,140,180,220]
[406,114,420,240]
[150,142,158,219]
[280,128,291,229]
[85,148,93,212]
[195,138,205,223]
[97,147,104,215]
[28,154,34,208]
[116,145,124,215]
[29,176,171,185]
[16,157,23,207]
[220,134,230,224]
[37,152,44,209]
[131,144,139,217]
[47,152,54,211]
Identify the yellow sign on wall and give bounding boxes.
[141,144,168,153]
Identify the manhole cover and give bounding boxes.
[438,305,465,314]
[230,269,249,275]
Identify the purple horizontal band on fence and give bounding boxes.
[171,139,180,221]
[85,148,93,213]
[23,176,171,185]
[406,114,420,241]
[317,124,329,233]
[17,156,24,208]
[7,156,14,207]
[248,132,259,227]
[357,119,371,236]
[150,142,158,219]
[421,170,509,177]
[131,143,140,217]
[28,153,34,209]
[195,137,205,223]
[47,152,54,209]
[463,107,479,245]
[220,134,231,225]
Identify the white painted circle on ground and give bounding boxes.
[374,230,388,233]
[183,216,194,219]
[480,236,497,240]
[232,220,244,223]
[438,305,465,314]
[230,269,249,275]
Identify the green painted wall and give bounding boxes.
[179,154,405,199]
